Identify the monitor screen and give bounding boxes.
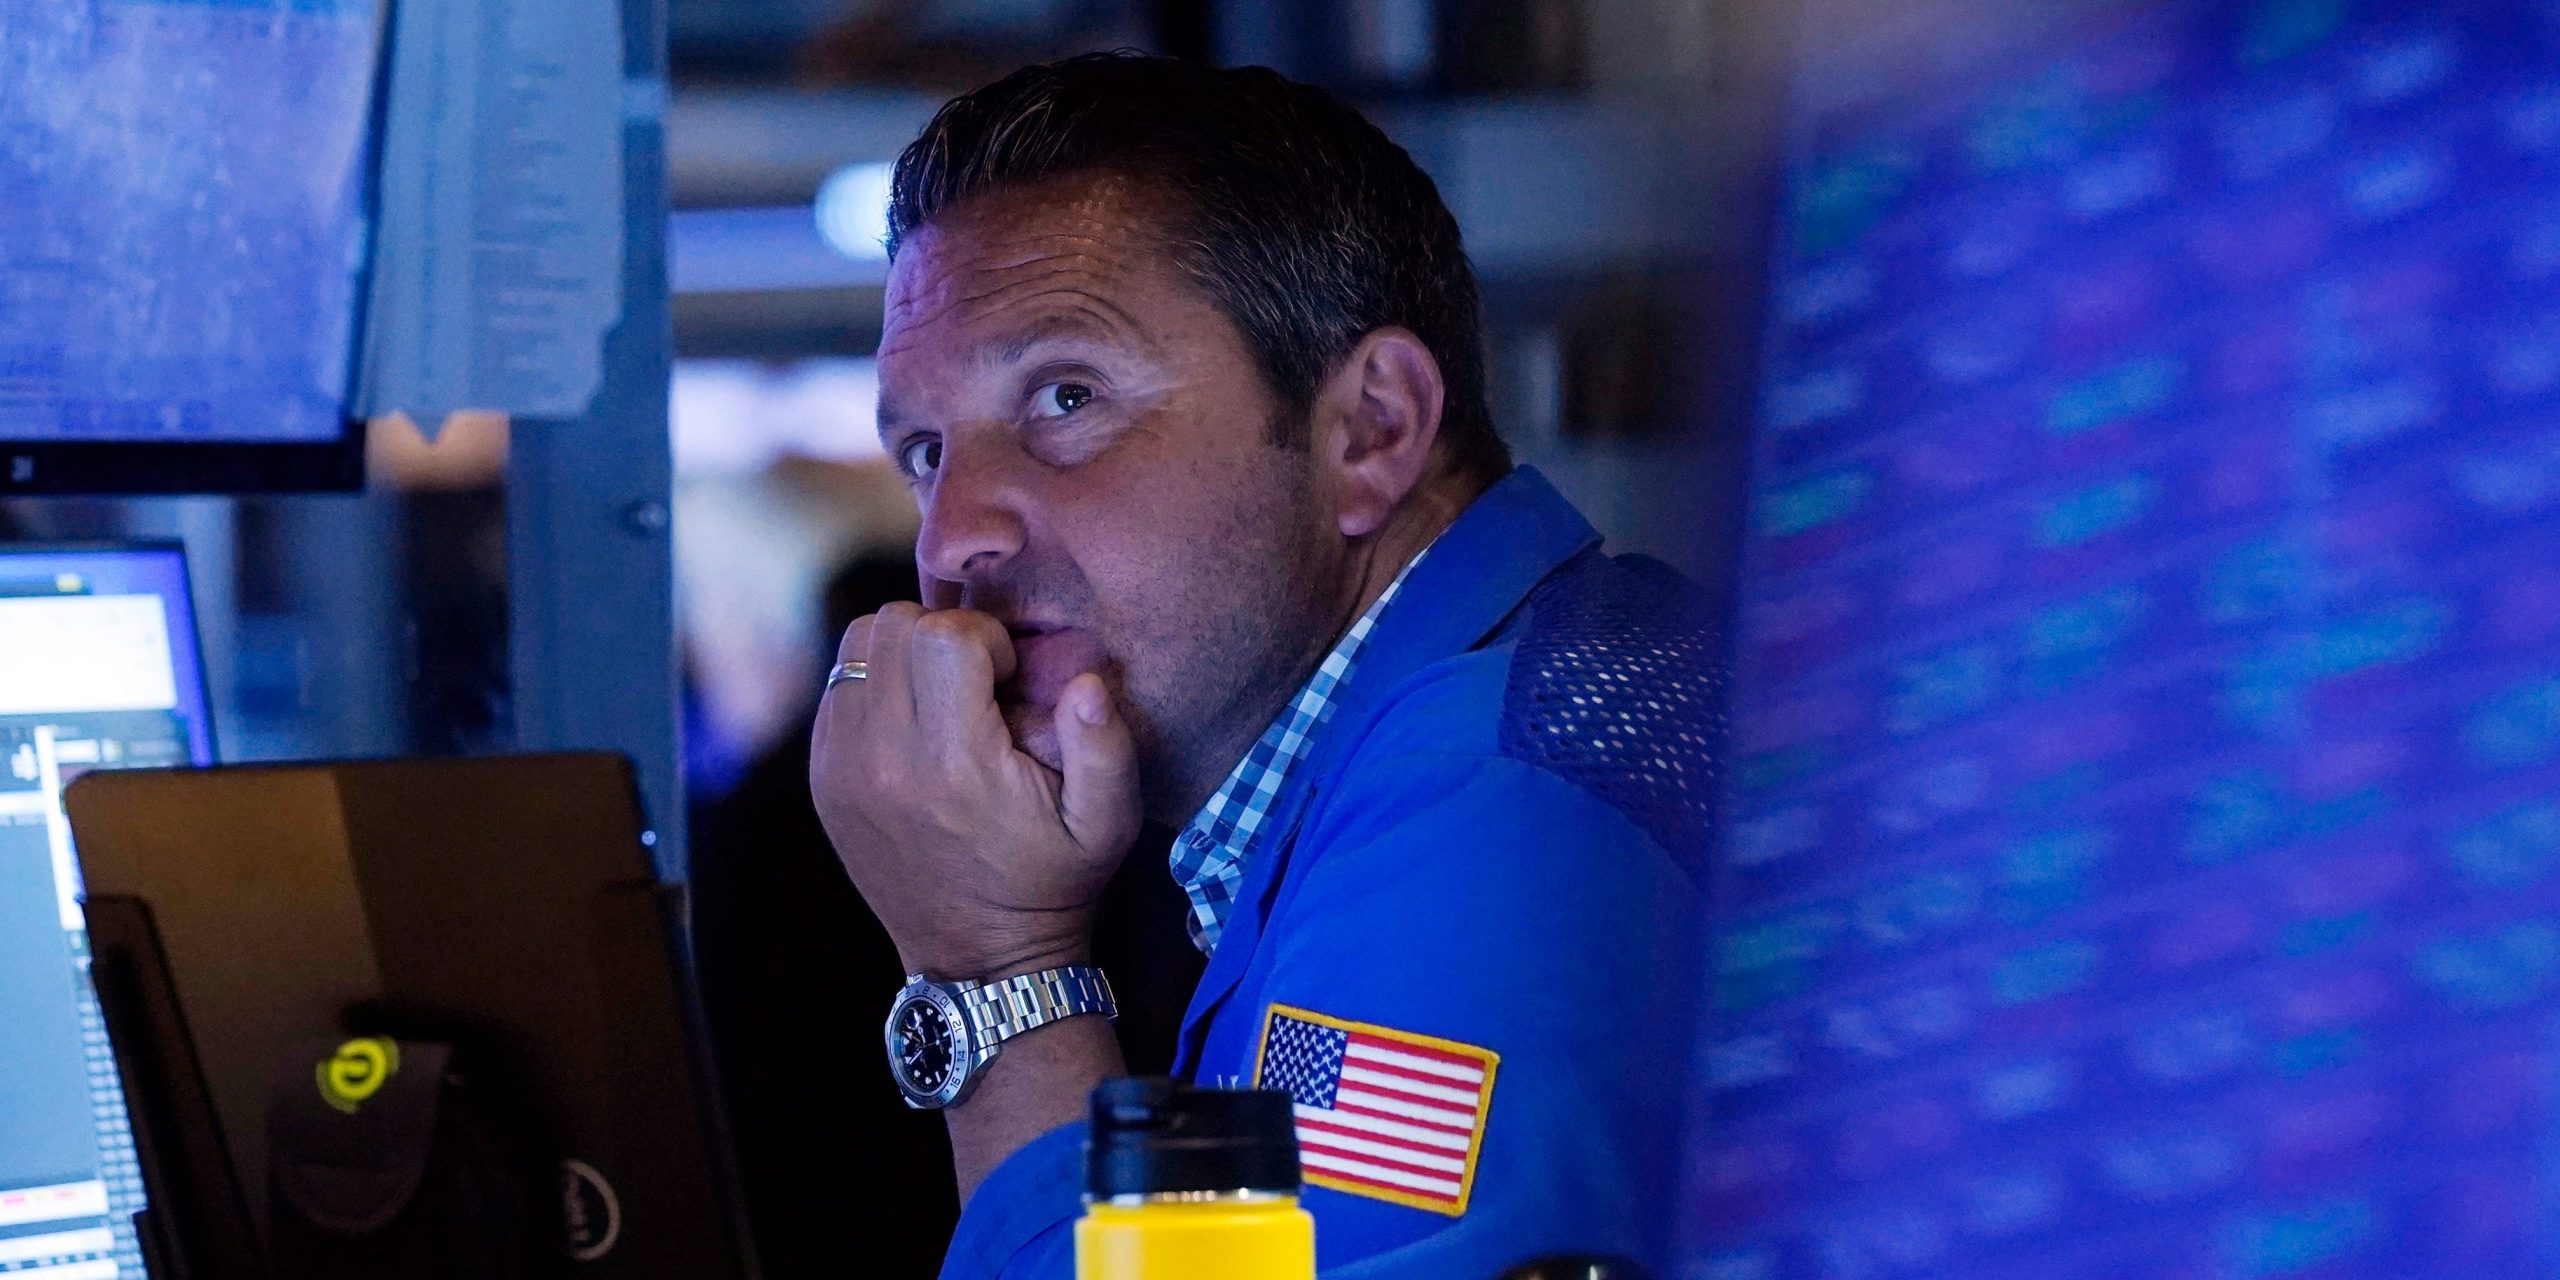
[0,544,211,1276]
[1689,1,2560,1276]
[0,0,382,493]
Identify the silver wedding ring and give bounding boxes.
[826,660,869,691]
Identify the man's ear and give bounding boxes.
[1318,327,1446,540]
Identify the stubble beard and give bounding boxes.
[992,447,1336,824]
[1126,527,1338,823]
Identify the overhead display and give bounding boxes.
[1690,1,2560,1276]
[0,0,382,446]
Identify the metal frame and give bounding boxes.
[505,0,686,880]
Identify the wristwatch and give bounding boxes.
[884,965,1117,1109]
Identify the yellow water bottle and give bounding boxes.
[1076,1078,1315,1280]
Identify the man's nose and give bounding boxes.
[915,442,1028,584]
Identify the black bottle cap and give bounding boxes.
[1085,1077,1301,1199]
[1496,1258,1653,1280]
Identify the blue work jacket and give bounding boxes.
[940,467,1721,1279]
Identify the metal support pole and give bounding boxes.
[506,0,684,880]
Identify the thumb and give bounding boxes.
[1053,673,1141,857]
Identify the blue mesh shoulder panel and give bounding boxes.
[1497,551,1728,872]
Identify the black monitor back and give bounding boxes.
[65,752,754,1278]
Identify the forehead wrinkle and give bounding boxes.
[887,201,1176,317]
[892,261,1161,366]
[982,304,1152,369]
[920,247,1133,318]
[879,185,1197,390]
[976,227,1129,268]
[886,222,1132,318]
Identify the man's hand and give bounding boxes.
[810,602,1143,979]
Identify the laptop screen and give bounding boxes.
[0,544,211,1277]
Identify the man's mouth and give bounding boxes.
[996,622,1106,708]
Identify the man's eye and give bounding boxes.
[897,437,942,477]
[1030,381,1094,419]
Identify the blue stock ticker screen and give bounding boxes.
[1683,1,2560,1278]
[0,0,377,444]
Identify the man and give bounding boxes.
[811,52,1720,1277]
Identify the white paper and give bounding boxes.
[355,0,625,434]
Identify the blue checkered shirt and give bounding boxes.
[1170,550,1429,954]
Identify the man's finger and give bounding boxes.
[815,614,879,749]
[1053,672,1141,857]
[909,609,1016,748]
[832,614,876,665]
[863,601,924,722]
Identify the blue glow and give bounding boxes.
[814,162,896,263]
[1686,2,2560,1274]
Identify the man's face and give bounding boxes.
[874,175,1342,810]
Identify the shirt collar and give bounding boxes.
[1167,544,1432,953]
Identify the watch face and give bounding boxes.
[885,985,970,1107]
[894,999,954,1093]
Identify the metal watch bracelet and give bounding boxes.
[959,965,1118,1049]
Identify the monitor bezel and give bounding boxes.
[0,435,368,497]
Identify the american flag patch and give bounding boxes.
[1254,1004,1498,1216]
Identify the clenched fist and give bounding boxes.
[809,601,1143,979]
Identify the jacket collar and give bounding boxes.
[1170,466,1602,1071]
[1294,465,1602,781]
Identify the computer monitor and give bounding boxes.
[1688,1,2560,1275]
[64,754,757,1277]
[0,543,212,1277]
[0,0,380,494]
